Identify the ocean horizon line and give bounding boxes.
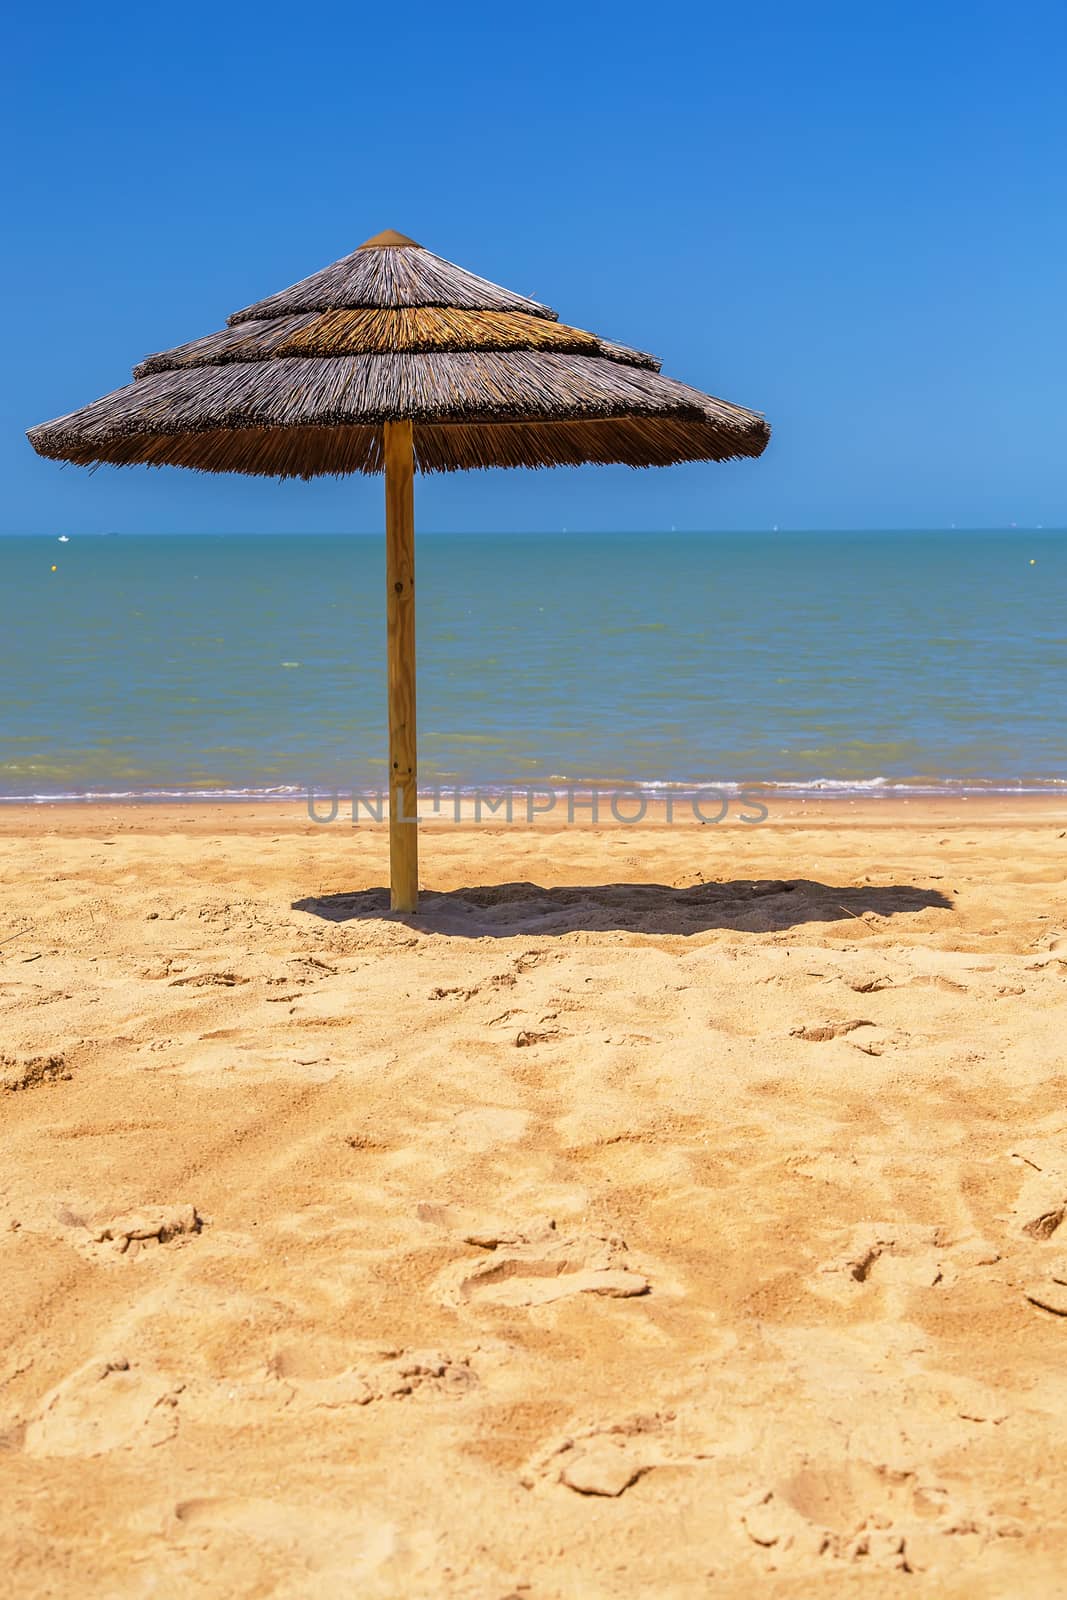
[4,526,1066,540]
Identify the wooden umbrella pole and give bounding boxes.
[384,419,418,911]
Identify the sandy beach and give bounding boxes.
[2,796,1066,1597]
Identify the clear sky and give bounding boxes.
[4,0,1065,534]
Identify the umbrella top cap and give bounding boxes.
[358,229,421,249]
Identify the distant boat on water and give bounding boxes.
[57,534,69,542]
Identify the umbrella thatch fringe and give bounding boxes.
[30,351,763,450]
[134,308,659,379]
[229,244,556,325]
[38,415,769,478]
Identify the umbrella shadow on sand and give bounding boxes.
[292,880,952,938]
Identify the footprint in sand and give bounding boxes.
[67,1203,205,1259]
[793,1017,902,1056]
[433,1220,650,1310]
[23,1358,181,1457]
[789,1019,902,1055]
[738,1460,1017,1574]
[1,1052,70,1093]
[266,1343,478,1406]
[283,955,339,983]
[820,1224,953,1291]
[171,1497,405,1580]
[789,1019,876,1042]
[513,950,558,975]
[23,1345,479,1455]
[522,1413,703,1497]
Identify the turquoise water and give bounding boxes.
[1,531,1064,798]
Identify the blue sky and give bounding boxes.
[4,0,1065,533]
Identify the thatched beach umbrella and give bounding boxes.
[28,228,770,910]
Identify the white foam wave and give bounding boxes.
[2,775,1065,804]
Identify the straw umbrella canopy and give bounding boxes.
[28,228,771,910]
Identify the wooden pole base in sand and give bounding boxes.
[384,419,418,912]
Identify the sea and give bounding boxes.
[1,530,1064,801]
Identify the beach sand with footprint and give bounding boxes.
[1,797,1066,1596]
